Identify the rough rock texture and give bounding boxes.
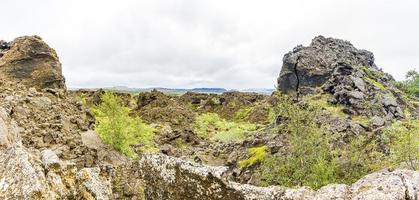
[138,153,419,200]
[278,36,375,95]
[0,36,66,89]
[278,36,418,125]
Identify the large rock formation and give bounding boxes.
[277,36,418,123]
[278,36,376,95]
[0,36,66,89]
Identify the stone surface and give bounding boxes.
[349,169,419,200]
[0,36,66,89]
[76,168,112,200]
[278,36,375,95]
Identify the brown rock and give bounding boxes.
[0,36,66,89]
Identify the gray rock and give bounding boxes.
[382,95,398,107]
[41,149,60,170]
[351,76,366,92]
[348,91,364,100]
[76,168,112,200]
[315,184,349,200]
[350,169,419,200]
[278,36,375,95]
[370,116,385,127]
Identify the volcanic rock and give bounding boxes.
[0,36,66,89]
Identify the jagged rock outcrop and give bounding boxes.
[278,36,375,96]
[277,36,418,124]
[0,36,66,89]
[138,153,419,200]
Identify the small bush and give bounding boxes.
[382,119,419,170]
[257,93,338,189]
[394,70,419,98]
[238,146,269,169]
[194,113,257,143]
[256,93,387,189]
[92,92,155,158]
[335,136,387,184]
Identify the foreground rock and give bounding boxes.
[138,153,419,200]
[0,36,66,89]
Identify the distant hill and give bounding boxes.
[69,86,274,95]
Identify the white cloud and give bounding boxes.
[1,0,418,89]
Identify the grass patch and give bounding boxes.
[238,146,269,169]
[305,94,346,118]
[352,115,370,126]
[362,66,387,90]
[364,77,386,90]
[234,107,253,122]
[194,113,257,143]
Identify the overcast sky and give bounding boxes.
[1,0,418,89]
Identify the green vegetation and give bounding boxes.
[238,146,269,169]
[194,113,257,143]
[255,93,387,189]
[382,118,419,170]
[257,94,338,189]
[394,70,419,98]
[305,94,346,118]
[335,136,386,184]
[352,115,370,126]
[234,107,253,122]
[92,92,155,158]
[362,66,386,90]
[364,77,386,90]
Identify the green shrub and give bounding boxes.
[394,70,419,98]
[256,93,387,189]
[257,93,338,189]
[194,113,257,143]
[92,92,155,158]
[238,146,269,169]
[334,136,387,184]
[382,119,419,170]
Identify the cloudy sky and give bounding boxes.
[1,0,418,89]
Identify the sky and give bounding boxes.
[1,0,418,89]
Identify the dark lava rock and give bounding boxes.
[278,36,375,96]
[277,35,416,122]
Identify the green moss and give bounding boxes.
[194,113,257,143]
[238,146,269,169]
[234,107,253,122]
[362,66,385,79]
[267,107,276,122]
[305,94,346,118]
[361,66,387,90]
[352,115,370,126]
[364,77,386,90]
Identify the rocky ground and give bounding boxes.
[0,35,418,200]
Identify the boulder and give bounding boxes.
[0,36,66,89]
[278,36,375,95]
